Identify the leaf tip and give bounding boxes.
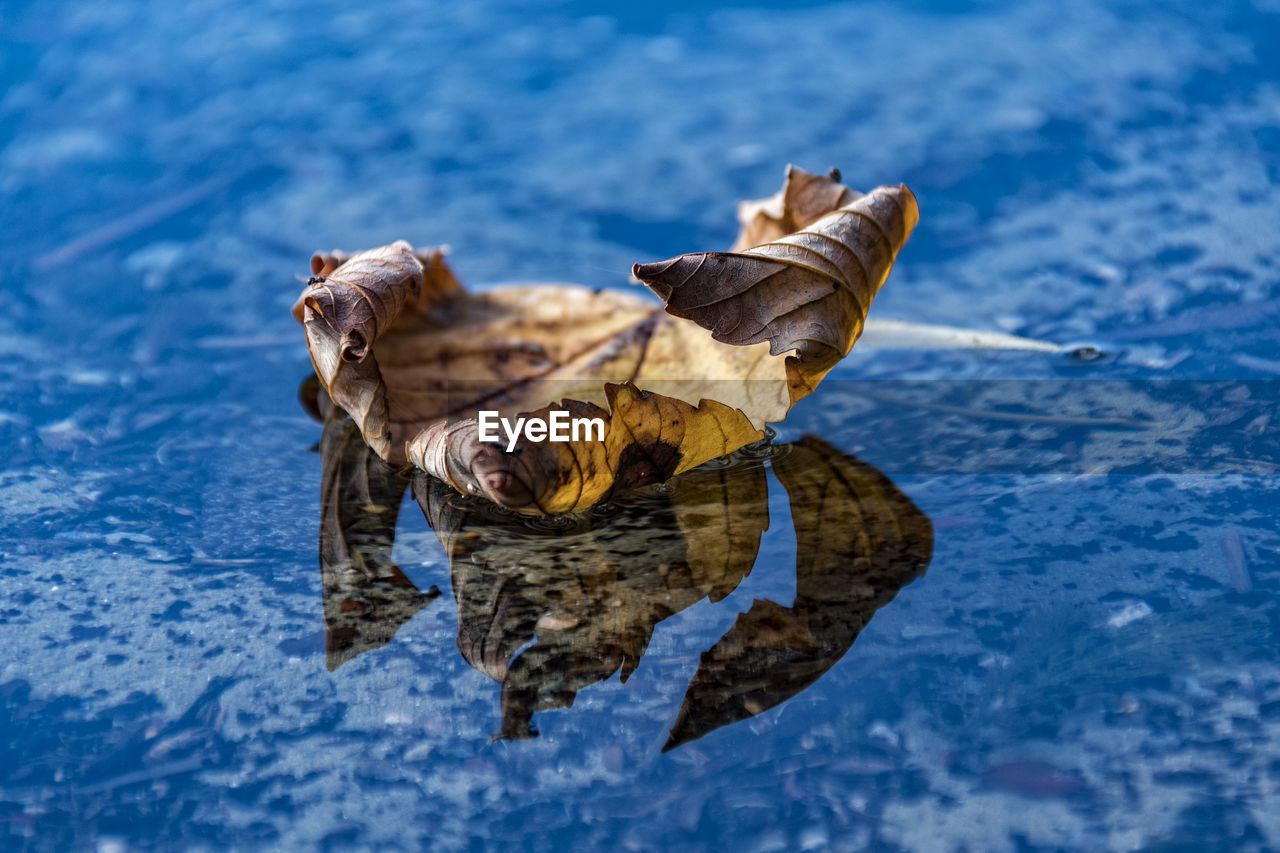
[896,184,921,234]
[632,259,681,300]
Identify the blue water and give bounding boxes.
[2,0,1279,849]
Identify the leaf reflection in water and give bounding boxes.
[316,389,441,670]
[309,379,933,749]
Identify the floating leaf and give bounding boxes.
[296,166,919,512]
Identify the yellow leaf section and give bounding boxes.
[631,314,791,429]
[407,383,765,515]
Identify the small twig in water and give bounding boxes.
[71,756,206,795]
[33,173,237,270]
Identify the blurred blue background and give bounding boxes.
[2,0,1278,849]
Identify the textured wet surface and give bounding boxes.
[3,0,1279,849]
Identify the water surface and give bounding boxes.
[2,0,1278,849]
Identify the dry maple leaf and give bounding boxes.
[295,166,918,513]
